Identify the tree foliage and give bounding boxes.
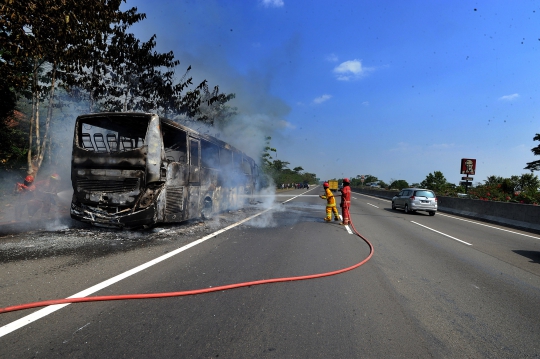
[524,133,540,172]
[389,179,408,190]
[259,137,316,187]
[468,173,540,204]
[0,111,27,168]
[420,171,453,193]
[0,0,235,175]
[261,136,276,167]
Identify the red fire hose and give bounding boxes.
[0,219,373,314]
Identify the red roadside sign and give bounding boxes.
[460,158,476,175]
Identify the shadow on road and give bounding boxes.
[513,250,540,264]
[381,208,433,216]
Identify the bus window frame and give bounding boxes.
[189,137,201,184]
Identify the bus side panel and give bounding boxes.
[162,162,189,223]
[226,186,243,211]
[199,167,220,215]
[188,186,200,219]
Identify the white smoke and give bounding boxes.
[244,185,284,228]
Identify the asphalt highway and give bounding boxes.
[1,186,539,358]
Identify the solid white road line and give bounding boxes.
[282,190,314,203]
[438,213,540,240]
[354,192,539,240]
[0,207,274,339]
[1,190,336,338]
[411,221,472,246]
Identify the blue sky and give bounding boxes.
[125,0,540,185]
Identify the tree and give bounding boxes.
[350,175,365,187]
[1,0,236,177]
[258,136,316,188]
[0,80,24,167]
[524,133,540,172]
[363,175,379,185]
[1,0,144,176]
[420,171,449,192]
[390,179,408,189]
[483,175,505,186]
[515,173,540,192]
[469,173,540,203]
[302,172,317,184]
[0,111,27,168]
[271,160,290,172]
[261,136,276,167]
[187,81,236,126]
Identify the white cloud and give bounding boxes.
[361,101,369,106]
[325,53,339,62]
[333,59,370,81]
[498,93,519,101]
[261,0,284,7]
[313,94,332,104]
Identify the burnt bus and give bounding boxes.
[70,112,259,228]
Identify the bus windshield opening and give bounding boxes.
[77,115,149,153]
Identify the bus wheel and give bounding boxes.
[201,198,214,220]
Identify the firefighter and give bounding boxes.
[320,182,340,222]
[339,178,351,225]
[13,175,36,220]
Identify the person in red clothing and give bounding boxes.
[13,175,37,219]
[339,178,351,225]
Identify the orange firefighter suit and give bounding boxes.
[320,183,340,222]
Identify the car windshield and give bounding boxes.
[415,190,435,198]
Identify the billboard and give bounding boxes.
[460,158,476,175]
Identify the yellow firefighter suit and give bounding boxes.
[320,186,340,221]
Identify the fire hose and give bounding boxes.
[0,219,373,314]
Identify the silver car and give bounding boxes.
[391,188,437,216]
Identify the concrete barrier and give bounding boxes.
[352,188,540,233]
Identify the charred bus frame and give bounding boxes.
[70,112,259,228]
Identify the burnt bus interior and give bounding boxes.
[71,113,259,229]
[78,116,148,153]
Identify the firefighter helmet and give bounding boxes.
[323,182,329,188]
[25,175,34,183]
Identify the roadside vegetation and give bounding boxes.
[261,137,317,188]
[350,171,540,205]
[3,1,538,201]
[0,0,315,193]
[0,1,318,195]
[0,0,235,179]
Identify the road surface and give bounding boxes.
[1,187,539,358]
